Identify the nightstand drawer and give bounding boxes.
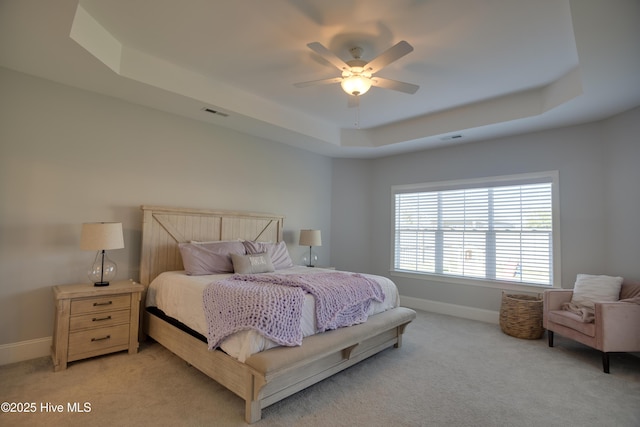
[68,324,130,359]
[69,309,130,331]
[70,294,131,315]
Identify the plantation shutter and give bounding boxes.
[393,175,555,286]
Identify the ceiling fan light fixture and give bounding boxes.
[341,75,372,96]
[296,41,418,97]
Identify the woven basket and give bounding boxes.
[499,292,544,339]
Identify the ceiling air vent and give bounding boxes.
[202,107,229,117]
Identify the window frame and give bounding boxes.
[390,171,561,291]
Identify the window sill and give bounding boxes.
[389,269,559,293]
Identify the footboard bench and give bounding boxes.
[244,306,416,420]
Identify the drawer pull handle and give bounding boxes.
[93,301,113,307]
[91,335,111,342]
[92,316,112,322]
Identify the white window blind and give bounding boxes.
[393,173,558,287]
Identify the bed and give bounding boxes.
[139,205,416,423]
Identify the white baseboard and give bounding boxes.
[0,337,52,366]
[401,295,500,324]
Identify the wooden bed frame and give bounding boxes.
[139,205,416,423]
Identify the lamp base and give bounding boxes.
[88,250,116,288]
[301,248,319,269]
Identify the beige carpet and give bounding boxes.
[1,310,639,427]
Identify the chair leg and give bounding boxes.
[548,330,554,347]
[602,352,610,374]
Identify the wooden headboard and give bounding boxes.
[139,206,284,286]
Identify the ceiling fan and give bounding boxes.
[294,40,419,106]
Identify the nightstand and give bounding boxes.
[51,279,143,371]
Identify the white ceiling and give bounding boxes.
[1,0,639,158]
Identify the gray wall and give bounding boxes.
[0,68,333,345]
[332,107,640,312]
[602,109,640,276]
[330,158,372,273]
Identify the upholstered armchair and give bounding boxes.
[543,280,640,373]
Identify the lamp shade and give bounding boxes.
[80,222,124,251]
[299,229,322,247]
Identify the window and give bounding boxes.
[392,172,559,288]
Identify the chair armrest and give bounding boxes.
[595,302,640,351]
[543,289,573,311]
[543,289,573,328]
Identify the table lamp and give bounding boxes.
[299,229,321,267]
[80,222,124,286]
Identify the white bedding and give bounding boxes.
[146,266,399,362]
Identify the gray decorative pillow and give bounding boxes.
[570,274,623,309]
[231,252,275,274]
[178,241,246,275]
[242,241,294,270]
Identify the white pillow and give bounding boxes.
[571,274,623,309]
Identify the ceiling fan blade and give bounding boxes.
[347,95,360,108]
[307,42,350,71]
[371,77,419,94]
[293,77,342,88]
[365,40,414,73]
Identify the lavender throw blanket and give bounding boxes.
[203,272,385,350]
[203,280,305,350]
